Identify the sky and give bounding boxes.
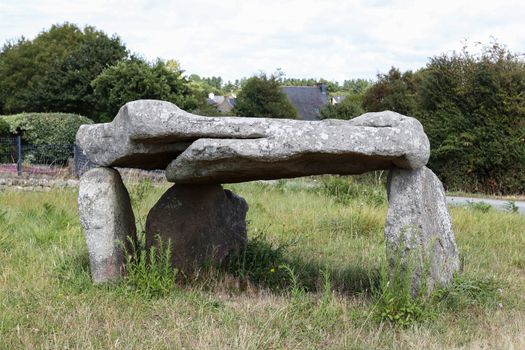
[1,0,524,83]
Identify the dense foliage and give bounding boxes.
[320,94,365,120]
[0,118,9,136]
[0,23,204,122]
[0,23,127,121]
[362,68,418,116]
[234,74,298,119]
[0,113,92,163]
[91,58,201,121]
[319,79,371,120]
[1,23,523,193]
[363,44,525,194]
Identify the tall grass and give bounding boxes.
[0,175,524,348]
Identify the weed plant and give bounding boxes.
[123,236,178,299]
[467,200,492,213]
[370,247,430,327]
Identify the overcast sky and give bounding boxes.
[1,0,524,82]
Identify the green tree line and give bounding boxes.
[0,23,206,122]
[1,23,523,194]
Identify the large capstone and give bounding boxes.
[78,167,137,283]
[76,100,430,183]
[385,166,460,294]
[145,184,248,273]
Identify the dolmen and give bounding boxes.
[77,99,460,294]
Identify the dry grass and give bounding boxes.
[0,176,524,349]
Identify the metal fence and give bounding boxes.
[0,136,95,176]
[73,144,96,176]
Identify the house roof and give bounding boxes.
[281,85,328,121]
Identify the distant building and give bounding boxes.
[207,93,237,114]
[281,83,328,120]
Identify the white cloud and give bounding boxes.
[1,0,523,82]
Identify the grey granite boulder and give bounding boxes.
[385,166,460,294]
[145,183,248,273]
[76,100,430,182]
[78,167,137,283]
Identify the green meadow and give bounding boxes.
[1,176,524,349]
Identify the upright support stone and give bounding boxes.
[78,167,137,283]
[146,183,248,274]
[385,166,460,294]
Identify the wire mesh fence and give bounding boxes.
[73,144,96,176]
[0,137,19,175]
[0,136,169,180]
[0,137,16,162]
[0,136,95,177]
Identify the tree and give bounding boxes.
[31,27,127,120]
[91,58,197,121]
[188,74,224,95]
[233,74,297,119]
[362,67,419,115]
[342,79,371,94]
[0,23,126,118]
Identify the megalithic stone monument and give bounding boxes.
[76,100,460,293]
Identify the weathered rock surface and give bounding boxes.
[385,166,460,294]
[76,100,430,183]
[145,183,248,273]
[78,167,137,283]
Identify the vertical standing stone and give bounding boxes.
[146,183,248,274]
[385,166,460,294]
[78,167,137,283]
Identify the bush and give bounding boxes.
[1,112,92,164]
[417,43,525,194]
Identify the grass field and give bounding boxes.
[0,176,524,349]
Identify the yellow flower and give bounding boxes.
[270,267,276,273]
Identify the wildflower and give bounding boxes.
[270,267,276,273]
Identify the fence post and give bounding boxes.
[74,144,78,176]
[16,135,22,176]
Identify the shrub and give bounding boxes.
[417,43,525,194]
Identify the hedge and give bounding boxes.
[0,113,93,164]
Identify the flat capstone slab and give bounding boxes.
[76,100,430,183]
